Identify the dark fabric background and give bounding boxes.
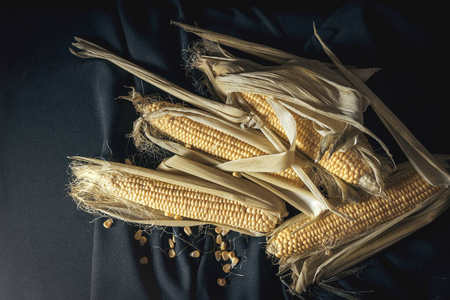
[1,1,449,299]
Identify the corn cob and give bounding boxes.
[135,98,304,187]
[239,92,380,191]
[267,169,443,258]
[70,162,279,233]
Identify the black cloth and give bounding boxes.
[1,1,449,299]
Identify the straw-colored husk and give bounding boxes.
[265,156,450,298]
[124,87,357,220]
[174,23,394,199]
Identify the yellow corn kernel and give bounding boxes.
[214,250,222,262]
[184,226,193,236]
[231,256,239,267]
[217,278,227,287]
[189,250,200,258]
[139,257,148,265]
[134,229,142,241]
[220,241,227,251]
[168,238,175,249]
[222,263,232,273]
[221,251,229,261]
[103,218,113,228]
[139,236,147,246]
[168,249,176,258]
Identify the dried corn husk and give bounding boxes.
[67,156,288,236]
[311,26,450,188]
[69,37,248,124]
[172,21,450,190]
[173,22,394,199]
[69,36,369,219]
[125,88,354,219]
[265,156,450,298]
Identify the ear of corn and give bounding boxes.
[270,156,450,297]
[68,157,286,235]
[267,167,444,259]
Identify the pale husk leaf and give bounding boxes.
[267,156,450,298]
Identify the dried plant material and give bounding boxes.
[168,238,175,249]
[103,218,113,228]
[134,229,142,241]
[267,165,444,259]
[70,37,352,220]
[311,26,450,188]
[128,95,306,190]
[220,242,227,251]
[222,263,232,273]
[231,256,239,267]
[232,171,241,178]
[139,236,147,247]
[178,26,393,199]
[183,226,193,236]
[173,215,183,221]
[217,278,227,287]
[216,234,223,245]
[221,251,229,261]
[168,249,176,258]
[189,250,200,258]
[131,91,348,220]
[67,156,287,236]
[266,157,450,297]
[214,250,222,262]
[139,257,148,265]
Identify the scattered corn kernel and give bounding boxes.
[222,263,232,273]
[216,234,223,245]
[217,278,227,287]
[228,251,236,259]
[221,251,229,261]
[214,250,222,262]
[220,241,227,251]
[164,211,174,217]
[214,227,223,234]
[103,218,113,228]
[173,214,183,220]
[184,226,193,236]
[221,228,230,236]
[139,257,148,265]
[189,250,201,258]
[168,238,175,249]
[139,236,147,246]
[232,171,241,178]
[231,256,239,267]
[168,248,176,258]
[134,229,142,240]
